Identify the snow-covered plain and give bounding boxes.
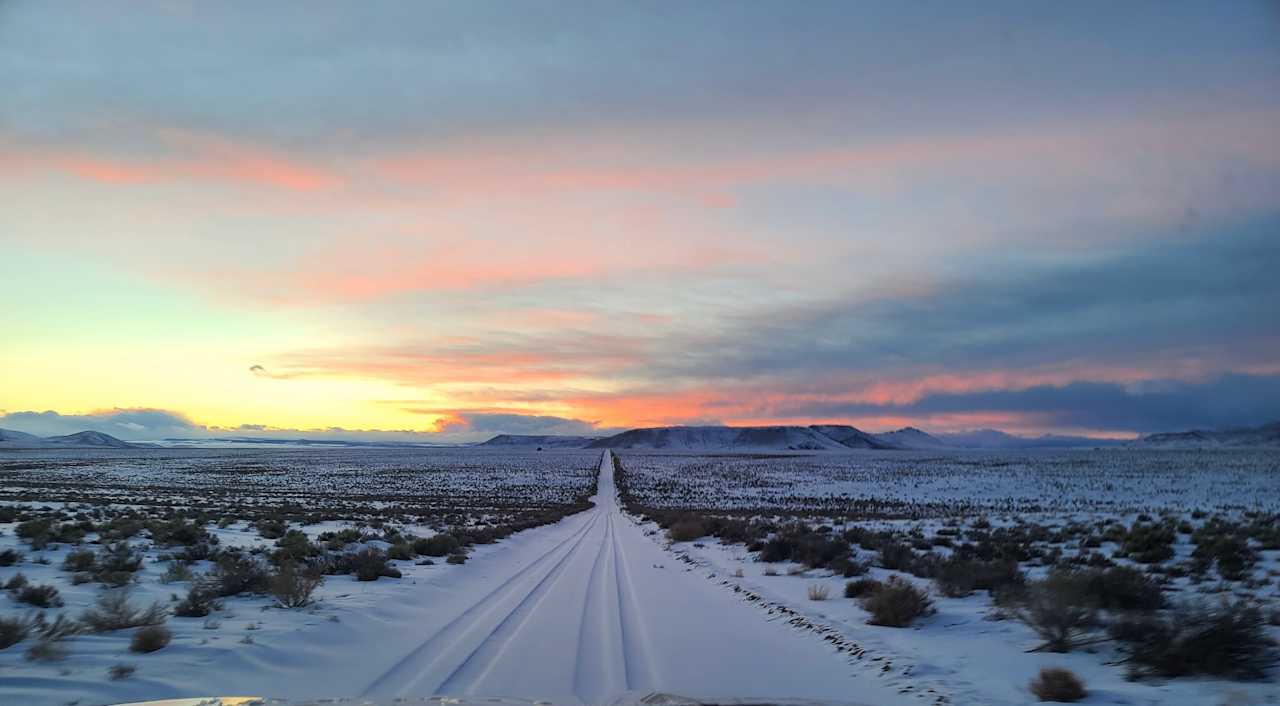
[1,446,1276,706]
[0,448,906,706]
[618,448,1280,706]
[619,448,1280,514]
[0,446,599,518]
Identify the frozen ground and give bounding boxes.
[619,448,1280,515]
[1,446,1276,706]
[668,529,1279,706]
[0,450,908,706]
[0,447,598,516]
[618,448,1280,706]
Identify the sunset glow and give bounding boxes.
[3,1,1279,442]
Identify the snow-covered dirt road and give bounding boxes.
[361,451,907,705]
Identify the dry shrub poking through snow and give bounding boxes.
[80,589,167,632]
[845,578,882,598]
[212,552,270,596]
[414,534,460,557]
[62,548,96,572]
[667,519,707,543]
[934,557,1024,598]
[129,625,172,653]
[108,663,136,680]
[15,583,63,608]
[807,584,830,601]
[160,561,194,584]
[0,614,34,649]
[1029,667,1087,702]
[1012,571,1099,652]
[387,542,414,561]
[859,577,933,627]
[173,582,222,618]
[351,548,401,581]
[270,562,324,608]
[1108,599,1277,680]
[3,572,28,591]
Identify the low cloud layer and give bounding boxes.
[0,408,199,439]
[766,374,1280,434]
[0,408,613,443]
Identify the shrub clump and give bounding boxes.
[413,534,461,557]
[269,562,324,608]
[1109,599,1277,680]
[94,542,145,587]
[62,548,96,572]
[1120,522,1175,564]
[667,519,707,543]
[273,530,321,564]
[1080,566,1164,612]
[129,625,172,653]
[1192,534,1256,581]
[934,557,1024,598]
[1029,667,1087,702]
[79,590,167,632]
[173,582,222,618]
[0,614,34,649]
[859,577,933,627]
[845,578,883,598]
[387,542,414,561]
[754,524,852,571]
[160,561,194,584]
[212,552,270,596]
[340,548,401,581]
[1009,571,1098,652]
[15,583,63,608]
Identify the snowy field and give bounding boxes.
[618,448,1280,515]
[0,446,599,519]
[0,446,1276,706]
[0,449,911,706]
[0,446,600,705]
[617,449,1280,706]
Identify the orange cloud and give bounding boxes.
[6,130,341,193]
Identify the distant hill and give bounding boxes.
[0,429,145,449]
[587,425,850,451]
[808,424,898,449]
[935,428,1126,449]
[1135,421,1280,449]
[0,428,47,447]
[872,426,949,449]
[479,434,602,449]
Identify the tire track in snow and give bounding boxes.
[607,468,659,691]
[572,510,623,703]
[362,510,601,696]
[435,510,604,695]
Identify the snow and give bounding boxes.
[0,452,908,706]
[1,447,1276,706]
[618,448,1280,513]
[670,534,1280,706]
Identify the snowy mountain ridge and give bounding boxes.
[1135,420,1280,448]
[0,429,145,449]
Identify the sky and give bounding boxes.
[2,1,1279,442]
